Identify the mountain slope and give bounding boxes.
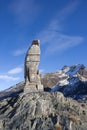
[42,64,87,102]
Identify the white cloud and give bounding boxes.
[0,65,23,83]
[44,33,83,54]
[39,69,44,74]
[13,49,26,56]
[0,75,20,82]
[9,0,40,25]
[8,67,23,75]
[35,1,83,55]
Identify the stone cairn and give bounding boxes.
[24,40,43,93]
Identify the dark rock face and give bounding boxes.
[0,92,87,130]
[42,64,87,102]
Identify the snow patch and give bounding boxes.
[57,70,62,74]
[59,79,69,86]
[62,66,70,73]
[66,64,84,77]
[58,73,68,78]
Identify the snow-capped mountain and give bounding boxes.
[49,64,87,101]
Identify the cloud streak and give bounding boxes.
[8,67,23,74]
[54,1,80,24]
[0,66,23,82]
[39,69,45,74]
[46,34,83,54]
[0,75,20,82]
[9,0,40,25]
[35,1,83,55]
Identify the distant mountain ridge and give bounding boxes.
[42,64,87,102]
[0,64,87,102]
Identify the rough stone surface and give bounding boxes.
[0,64,87,129]
[24,40,43,93]
[0,92,87,130]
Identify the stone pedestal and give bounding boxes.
[37,84,43,91]
[24,83,43,93]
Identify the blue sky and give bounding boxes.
[0,0,87,90]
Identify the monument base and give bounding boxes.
[24,82,43,94]
[36,84,43,91]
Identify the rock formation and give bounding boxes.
[24,40,43,93]
[0,64,87,129]
[0,92,87,130]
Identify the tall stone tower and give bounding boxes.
[24,40,43,93]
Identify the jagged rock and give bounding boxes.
[24,40,43,93]
[0,64,87,129]
[0,92,87,130]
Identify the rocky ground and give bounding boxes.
[0,91,87,130]
[0,64,87,130]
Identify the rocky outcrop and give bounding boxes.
[0,64,87,129]
[24,40,43,93]
[0,92,87,130]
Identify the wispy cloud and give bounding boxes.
[39,69,45,74]
[13,49,26,56]
[0,66,23,82]
[53,1,80,25]
[8,67,23,74]
[44,33,83,54]
[9,0,40,25]
[35,1,83,55]
[0,75,20,82]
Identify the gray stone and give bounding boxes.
[24,40,43,93]
[1,92,87,130]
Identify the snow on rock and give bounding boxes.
[66,64,85,77]
[58,73,68,78]
[57,70,62,74]
[62,66,70,73]
[59,79,69,86]
[77,73,87,82]
[50,64,87,101]
[56,64,85,86]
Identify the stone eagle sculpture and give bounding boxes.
[24,40,43,93]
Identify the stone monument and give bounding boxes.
[24,40,43,93]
